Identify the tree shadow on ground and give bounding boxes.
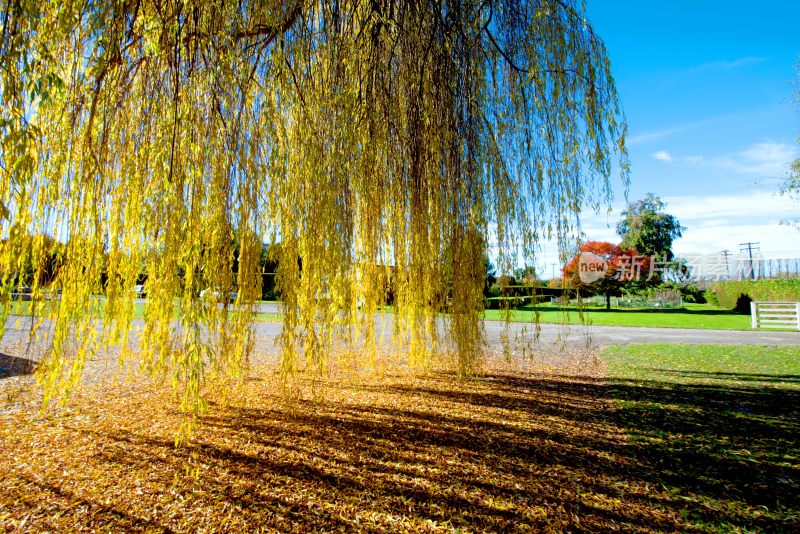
[605,377,799,526]
[2,367,798,532]
[638,368,800,386]
[0,352,36,378]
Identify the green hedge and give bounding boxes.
[710,279,800,312]
[483,296,533,310]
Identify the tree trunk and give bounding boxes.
[605,291,611,310]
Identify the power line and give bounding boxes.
[739,242,760,280]
[720,249,732,277]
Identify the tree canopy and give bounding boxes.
[616,194,684,261]
[563,241,648,310]
[0,0,627,427]
[779,157,800,228]
[779,69,799,228]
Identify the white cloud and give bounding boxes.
[529,191,800,272]
[673,222,799,259]
[648,57,769,87]
[683,56,767,75]
[658,142,799,178]
[627,119,714,146]
[663,191,799,222]
[702,142,799,177]
[652,150,673,163]
[627,104,781,148]
[648,192,800,258]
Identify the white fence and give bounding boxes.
[750,302,800,331]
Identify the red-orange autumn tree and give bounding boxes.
[563,241,652,310]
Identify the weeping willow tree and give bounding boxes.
[1,0,627,423]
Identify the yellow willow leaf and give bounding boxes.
[0,0,628,432]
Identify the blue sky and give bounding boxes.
[539,0,800,270]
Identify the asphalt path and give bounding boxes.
[1,313,797,393]
[2,313,797,367]
[248,302,800,345]
[247,319,800,348]
[483,321,800,347]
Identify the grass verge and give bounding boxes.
[484,302,751,330]
[4,300,751,330]
[2,300,282,323]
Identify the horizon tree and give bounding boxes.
[617,194,685,262]
[0,0,628,431]
[779,157,800,229]
[778,66,799,228]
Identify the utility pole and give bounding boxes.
[720,249,732,279]
[739,242,760,281]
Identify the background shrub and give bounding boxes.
[710,279,800,311]
[703,290,718,306]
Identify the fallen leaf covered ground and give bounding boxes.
[0,347,797,532]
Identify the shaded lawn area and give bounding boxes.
[603,344,800,531]
[0,345,797,532]
[484,302,752,330]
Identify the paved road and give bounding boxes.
[484,321,800,346]
[2,314,797,366]
[120,301,800,345]
[1,314,797,389]
[247,319,800,348]
[0,316,800,358]
[247,302,800,346]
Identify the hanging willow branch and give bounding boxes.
[0,0,627,427]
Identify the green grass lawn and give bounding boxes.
[1,300,282,323]
[483,302,752,330]
[602,344,800,530]
[603,343,800,387]
[1,299,755,330]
